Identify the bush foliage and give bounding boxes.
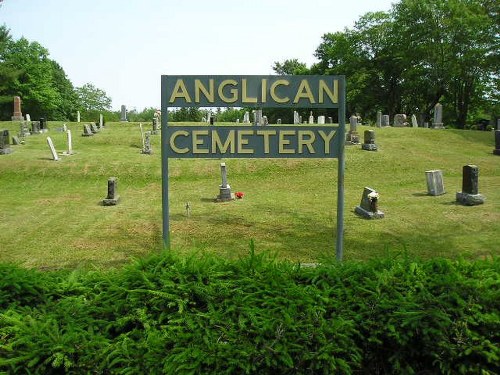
[0,250,498,374]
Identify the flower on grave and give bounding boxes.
[235,192,244,199]
[367,191,379,201]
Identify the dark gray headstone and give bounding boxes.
[493,130,500,155]
[361,130,377,151]
[102,177,120,205]
[456,164,485,205]
[0,130,12,154]
[355,187,384,219]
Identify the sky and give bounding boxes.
[0,0,395,111]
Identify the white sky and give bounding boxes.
[0,0,394,111]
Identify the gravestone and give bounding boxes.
[253,109,262,125]
[209,115,215,125]
[308,111,314,124]
[31,121,41,134]
[20,121,30,137]
[433,103,444,129]
[262,116,268,126]
[90,123,99,133]
[345,115,360,144]
[120,105,128,122]
[11,96,23,121]
[361,130,377,151]
[381,115,390,127]
[327,117,333,124]
[0,130,12,154]
[141,131,153,154]
[25,113,31,122]
[12,136,21,145]
[99,114,104,128]
[152,117,159,134]
[236,118,240,123]
[39,118,48,133]
[393,114,407,127]
[82,124,93,136]
[425,170,445,196]
[355,187,384,219]
[216,162,235,202]
[62,124,67,132]
[77,111,81,122]
[456,165,485,205]
[376,111,382,127]
[46,136,59,161]
[318,115,325,125]
[63,130,74,155]
[493,130,500,155]
[293,111,300,124]
[411,114,418,128]
[243,111,250,123]
[102,177,120,206]
[299,115,303,123]
[277,119,282,125]
[424,122,429,128]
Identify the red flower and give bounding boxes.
[235,192,244,199]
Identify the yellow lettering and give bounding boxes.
[256,130,277,153]
[218,79,238,103]
[261,79,267,103]
[298,130,316,154]
[293,80,315,104]
[279,130,296,154]
[195,79,215,103]
[192,130,209,154]
[169,79,191,103]
[237,130,254,153]
[212,130,235,153]
[318,130,336,154]
[319,79,338,104]
[242,79,257,103]
[270,79,290,103]
[170,130,189,154]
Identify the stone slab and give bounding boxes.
[456,192,485,206]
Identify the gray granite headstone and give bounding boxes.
[31,121,40,134]
[82,124,93,136]
[216,162,234,201]
[262,116,268,126]
[20,121,30,137]
[376,111,382,127]
[277,119,282,125]
[425,170,445,196]
[456,165,485,205]
[0,130,12,154]
[355,187,384,219]
[327,117,333,124]
[90,123,99,133]
[346,115,360,144]
[493,130,500,155]
[424,122,429,128]
[39,118,48,133]
[120,105,128,122]
[381,115,390,127]
[411,114,418,128]
[393,114,407,127]
[293,111,300,124]
[361,130,377,151]
[141,131,153,154]
[152,118,159,134]
[12,135,21,145]
[433,103,444,129]
[102,177,120,205]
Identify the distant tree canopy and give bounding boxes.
[0,25,111,121]
[275,0,499,128]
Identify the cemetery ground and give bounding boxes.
[0,120,498,270]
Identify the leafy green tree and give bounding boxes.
[75,83,112,112]
[273,59,310,75]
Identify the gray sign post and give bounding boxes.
[161,75,346,260]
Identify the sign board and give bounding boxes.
[161,75,346,260]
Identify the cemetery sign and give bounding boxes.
[161,75,346,260]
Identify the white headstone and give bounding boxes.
[62,124,67,132]
[26,114,31,122]
[376,111,382,127]
[411,114,418,128]
[318,115,325,124]
[425,170,445,196]
[77,111,80,123]
[99,113,103,128]
[46,136,59,161]
[243,111,250,123]
[139,123,145,148]
[66,129,73,155]
[308,111,314,124]
[293,111,300,124]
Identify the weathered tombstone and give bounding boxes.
[346,115,360,144]
[424,122,429,128]
[61,124,67,133]
[102,177,120,206]
[381,115,390,127]
[299,115,303,123]
[355,187,384,219]
[63,130,74,155]
[293,110,300,124]
[255,109,263,125]
[308,111,314,124]
[152,117,159,134]
[120,105,128,122]
[433,103,444,129]
[493,130,500,155]
[425,170,445,196]
[0,130,12,154]
[361,130,377,151]
[243,111,250,123]
[77,111,81,123]
[82,124,93,136]
[276,119,282,125]
[318,115,325,125]
[141,131,153,154]
[20,121,30,137]
[11,96,23,121]
[46,136,59,161]
[376,111,382,128]
[216,162,235,201]
[12,135,21,145]
[90,123,99,133]
[31,121,41,134]
[99,113,104,128]
[327,117,333,124]
[25,113,31,122]
[411,114,418,128]
[262,116,268,126]
[393,114,407,127]
[39,118,48,133]
[209,115,215,125]
[235,118,240,123]
[456,165,485,205]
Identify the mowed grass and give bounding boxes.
[0,120,498,269]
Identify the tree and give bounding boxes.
[273,59,310,75]
[75,83,112,112]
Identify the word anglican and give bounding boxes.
[165,76,339,107]
[166,127,339,158]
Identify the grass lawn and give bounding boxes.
[0,120,498,269]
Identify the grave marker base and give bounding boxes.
[456,192,485,206]
[361,144,377,151]
[103,195,120,206]
[354,206,384,219]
